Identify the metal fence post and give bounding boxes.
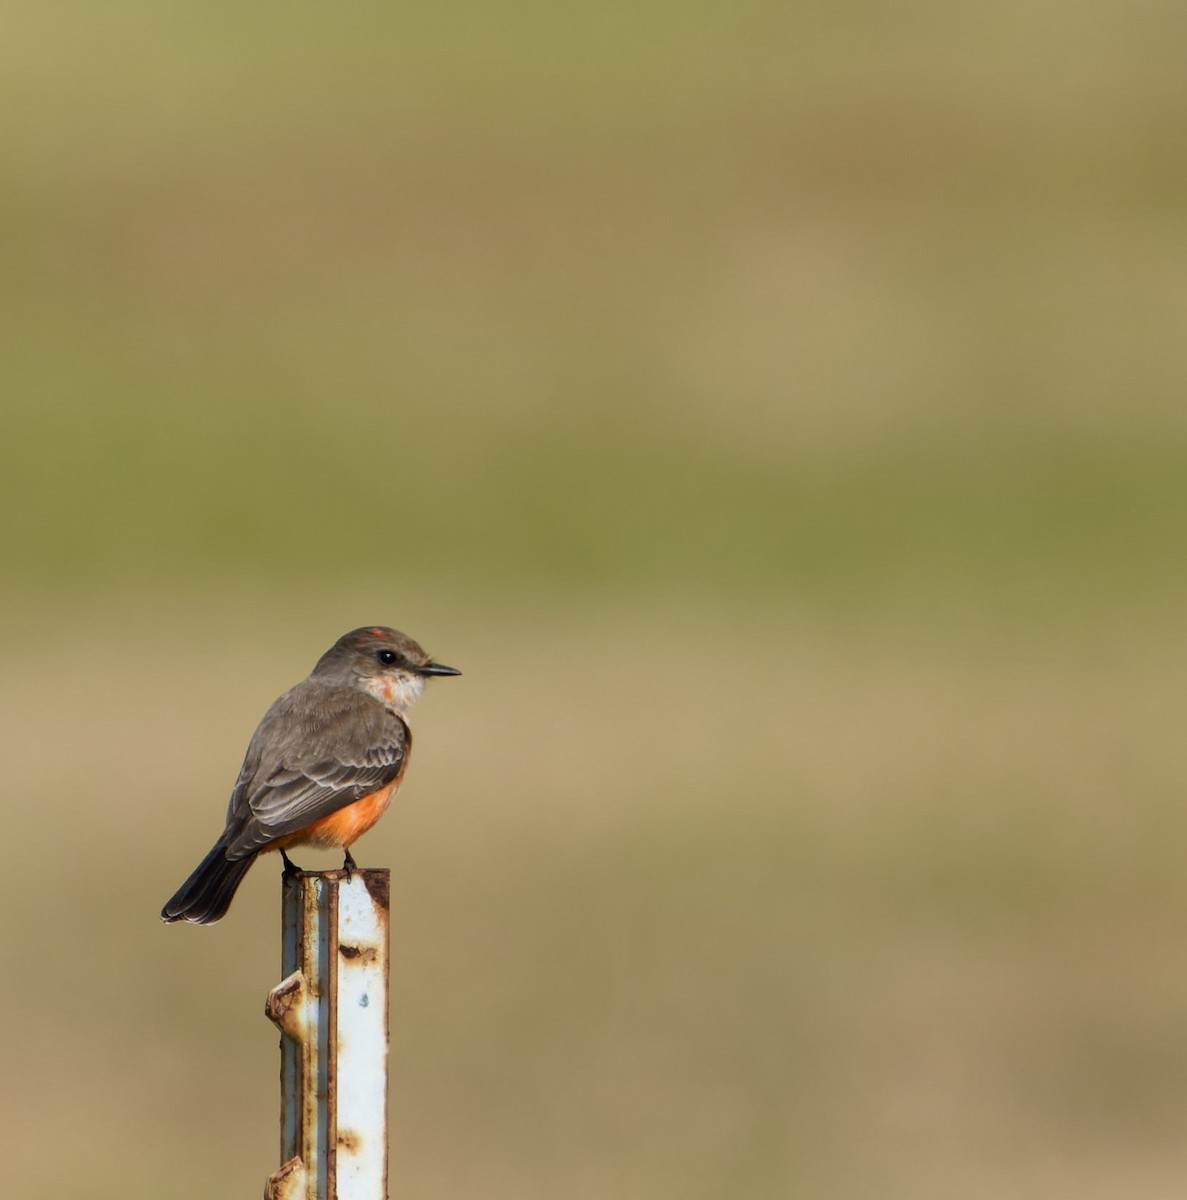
[264,869,391,1200]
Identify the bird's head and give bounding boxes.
[314,626,461,713]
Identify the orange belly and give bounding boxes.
[278,778,399,850]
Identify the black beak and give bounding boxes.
[418,660,462,677]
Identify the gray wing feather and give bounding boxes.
[222,681,408,859]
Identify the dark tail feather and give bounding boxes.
[161,841,257,925]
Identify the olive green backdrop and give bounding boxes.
[3,3,1187,1196]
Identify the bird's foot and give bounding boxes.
[342,848,358,879]
[280,849,302,878]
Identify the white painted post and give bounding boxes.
[264,869,391,1200]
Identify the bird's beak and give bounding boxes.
[418,661,462,677]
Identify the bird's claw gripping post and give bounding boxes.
[264,868,391,1200]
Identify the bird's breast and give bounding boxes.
[286,775,402,849]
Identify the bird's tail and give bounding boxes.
[161,840,257,925]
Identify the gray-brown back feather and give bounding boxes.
[222,679,408,859]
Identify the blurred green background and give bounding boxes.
[3,2,1187,1196]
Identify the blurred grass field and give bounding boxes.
[3,2,1187,1197]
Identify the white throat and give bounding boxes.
[362,671,425,715]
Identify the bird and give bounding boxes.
[161,625,460,925]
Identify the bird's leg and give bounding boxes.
[342,847,358,878]
[280,848,302,877]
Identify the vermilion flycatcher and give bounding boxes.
[161,625,460,925]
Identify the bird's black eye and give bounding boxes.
[376,649,399,666]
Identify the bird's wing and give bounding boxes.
[222,682,408,858]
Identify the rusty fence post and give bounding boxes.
[264,869,391,1200]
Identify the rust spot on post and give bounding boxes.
[264,1155,308,1200]
[362,869,390,912]
[265,971,306,1041]
[337,1128,362,1152]
[338,943,378,964]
